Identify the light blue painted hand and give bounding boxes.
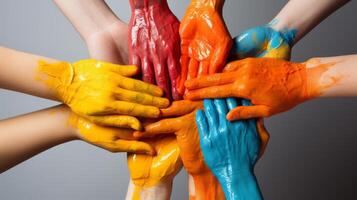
[196,98,263,200]
[229,23,296,61]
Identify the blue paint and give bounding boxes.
[229,24,297,60]
[196,99,263,200]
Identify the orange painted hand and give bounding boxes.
[37,59,169,130]
[178,0,232,95]
[185,57,326,120]
[69,113,155,155]
[135,100,226,200]
[127,136,182,198]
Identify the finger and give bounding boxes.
[129,53,141,67]
[256,118,270,158]
[135,118,179,138]
[185,72,236,90]
[114,139,156,155]
[213,99,229,132]
[161,100,203,117]
[223,58,251,72]
[110,101,161,118]
[141,56,155,84]
[241,98,252,106]
[154,59,171,100]
[114,88,169,108]
[195,109,209,140]
[197,61,209,77]
[187,58,199,80]
[203,99,218,130]
[209,38,232,74]
[226,105,271,120]
[167,54,182,100]
[177,55,189,95]
[226,97,240,110]
[116,76,163,97]
[185,84,236,100]
[100,61,139,77]
[87,115,142,131]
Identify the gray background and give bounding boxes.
[1,0,357,199]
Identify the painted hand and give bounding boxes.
[186,57,314,120]
[178,0,232,95]
[127,136,182,199]
[129,0,181,100]
[230,23,296,61]
[196,98,263,200]
[69,113,155,155]
[37,59,169,130]
[135,100,226,200]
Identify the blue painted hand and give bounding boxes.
[196,98,263,200]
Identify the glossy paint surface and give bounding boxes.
[36,59,169,130]
[178,0,232,95]
[196,98,263,200]
[129,0,181,100]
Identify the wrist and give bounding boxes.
[130,0,169,10]
[190,0,225,11]
[191,171,224,200]
[128,178,173,200]
[268,19,297,47]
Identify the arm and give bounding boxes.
[125,179,173,200]
[0,47,169,129]
[185,55,357,119]
[271,0,350,44]
[0,105,74,173]
[0,105,156,174]
[53,0,128,64]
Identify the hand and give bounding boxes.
[135,100,226,200]
[229,24,296,61]
[69,112,155,155]
[196,98,263,200]
[127,136,182,198]
[186,57,315,120]
[178,0,232,94]
[37,59,169,130]
[128,0,181,100]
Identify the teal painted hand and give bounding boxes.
[196,98,263,200]
[229,24,296,61]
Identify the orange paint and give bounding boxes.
[178,0,232,95]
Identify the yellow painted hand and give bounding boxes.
[127,136,182,198]
[37,59,169,130]
[68,112,155,155]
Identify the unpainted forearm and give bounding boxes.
[125,179,173,200]
[0,47,59,100]
[306,54,357,98]
[0,105,76,173]
[271,0,350,43]
[54,0,122,40]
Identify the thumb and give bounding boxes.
[226,105,271,120]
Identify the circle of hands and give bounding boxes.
[58,1,296,199]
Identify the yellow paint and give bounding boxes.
[265,41,290,60]
[127,136,182,199]
[68,113,155,154]
[36,59,169,130]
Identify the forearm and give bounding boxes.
[217,169,262,200]
[189,172,225,200]
[0,105,77,173]
[0,47,59,100]
[54,0,124,40]
[306,54,357,98]
[190,0,225,11]
[271,0,350,44]
[125,179,173,200]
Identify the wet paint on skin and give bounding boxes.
[186,57,341,120]
[127,136,182,200]
[129,0,182,100]
[68,113,155,154]
[230,24,297,61]
[177,0,232,95]
[196,98,263,200]
[134,100,225,200]
[36,59,169,130]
